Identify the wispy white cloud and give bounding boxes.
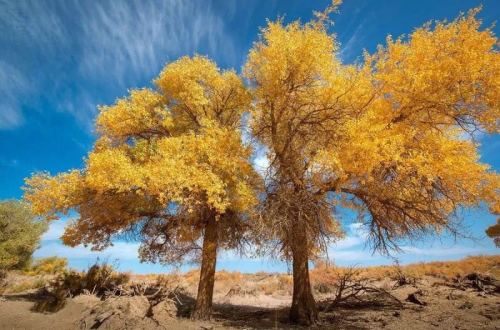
[0,61,32,129]
[0,0,235,130]
[0,0,69,54]
[326,220,495,265]
[339,21,366,62]
[332,235,364,250]
[400,246,484,257]
[328,245,488,263]
[77,0,231,86]
[56,91,98,132]
[0,0,72,130]
[41,219,70,241]
[34,192,496,272]
[328,249,379,262]
[0,158,19,167]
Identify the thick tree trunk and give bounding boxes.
[191,215,218,320]
[289,220,318,325]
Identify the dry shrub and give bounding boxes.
[83,262,130,295]
[311,261,342,293]
[259,281,278,295]
[317,266,403,310]
[25,257,68,275]
[391,263,418,288]
[0,271,49,294]
[263,284,275,295]
[225,285,257,297]
[215,270,245,294]
[357,266,394,281]
[35,261,130,312]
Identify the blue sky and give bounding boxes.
[0,0,499,273]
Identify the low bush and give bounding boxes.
[35,261,130,312]
[25,257,68,275]
[0,200,48,270]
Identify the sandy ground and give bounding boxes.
[0,276,499,329]
[0,298,79,330]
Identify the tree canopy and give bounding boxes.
[25,56,259,261]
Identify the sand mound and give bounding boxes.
[71,294,101,309]
[151,299,177,324]
[76,295,179,329]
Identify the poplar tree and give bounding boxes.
[24,56,260,320]
[244,7,499,324]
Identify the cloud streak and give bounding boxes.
[0,0,235,130]
[339,21,367,62]
[77,0,232,86]
[0,61,32,129]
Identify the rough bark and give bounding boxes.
[289,217,318,325]
[191,215,218,320]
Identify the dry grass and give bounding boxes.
[0,272,50,294]
[309,255,499,293]
[128,255,500,297]
[3,255,498,299]
[357,255,499,280]
[4,278,47,293]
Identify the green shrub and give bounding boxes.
[0,200,48,270]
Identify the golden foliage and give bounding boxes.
[22,5,498,272]
[245,8,499,256]
[24,56,260,262]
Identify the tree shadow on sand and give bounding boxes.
[3,287,404,329]
[206,292,403,330]
[0,290,61,313]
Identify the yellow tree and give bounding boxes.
[24,56,260,320]
[245,8,499,325]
